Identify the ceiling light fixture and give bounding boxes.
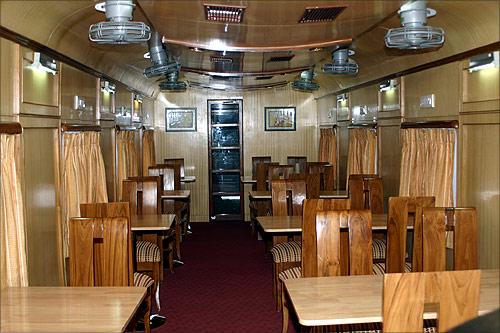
[101,80,116,94]
[89,0,151,44]
[30,52,57,75]
[385,0,444,50]
[379,79,398,92]
[468,52,499,72]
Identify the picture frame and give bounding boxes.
[264,106,296,131]
[165,107,197,132]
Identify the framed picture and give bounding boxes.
[264,106,296,131]
[165,107,197,132]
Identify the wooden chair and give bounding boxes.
[372,196,435,275]
[164,158,185,179]
[277,198,350,313]
[69,212,153,333]
[289,173,321,199]
[251,156,272,179]
[149,164,189,241]
[256,162,278,191]
[383,270,481,332]
[269,179,306,309]
[422,207,477,272]
[307,163,334,191]
[268,164,294,188]
[287,156,307,174]
[121,177,165,281]
[281,209,373,333]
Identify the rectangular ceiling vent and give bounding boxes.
[204,4,246,23]
[210,56,233,64]
[255,76,274,80]
[299,6,346,23]
[267,55,295,62]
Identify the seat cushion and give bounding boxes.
[270,241,301,263]
[133,272,154,289]
[372,262,412,275]
[372,239,386,260]
[278,266,302,282]
[136,240,161,263]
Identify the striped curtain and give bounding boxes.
[116,130,138,200]
[1,133,28,288]
[319,127,337,166]
[142,129,156,176]
[63,131,108,257]
[399,128,456,207]
[346,128,377,185]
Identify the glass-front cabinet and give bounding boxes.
[208,99,243,221]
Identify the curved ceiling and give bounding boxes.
[1,1,498,97]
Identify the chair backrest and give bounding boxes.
[268,164,293,184]
[386,197,410,273]
[308,164,335,191]
[301,198,350,277]
[409,197,436,272]
[315,209,373,276]
[149,164,180,191]
[383,270,480,332]
[287,156,307,174]
[163,158,185,178]
[80,202,130,219]
[348,174,383,213]
[271,179,306,216]
[422,207,477,272]
[256,162,278,191]
[251,156,272,179]
[289,173,321,199]
[122,176,161,215]
[69,216,133,287]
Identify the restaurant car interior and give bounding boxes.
[1,0,499,332]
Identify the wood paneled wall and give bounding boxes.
[154,86,318,221]
[60,63,97,123]
[459,65,499,269]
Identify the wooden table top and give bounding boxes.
[161,190,190,199]
[284,269,500,327]
[131,214,176,231]
[249,190,348,200]
[181,176,196,183]
[240,176,257,184]
[0,286,147,333]
[257,214,400,233]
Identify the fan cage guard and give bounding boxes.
[144,62,179,78]
[322,62,358,75]
[292,80,319,91]
[385,26,444,49]
[89,21,151,44]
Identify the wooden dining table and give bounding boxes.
[0,286,146,332]
[284,269,500,327]
[249,190,348,200]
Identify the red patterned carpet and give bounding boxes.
[154,222,296,333]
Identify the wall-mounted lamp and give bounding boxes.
[468,51,499,72]
[379,79,398,92]
[336,93,348,102]
[73,96,87,111]
[30,52,57,75]
[134,94,143,103]
[101,80,116,94]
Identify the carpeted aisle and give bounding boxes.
[154,222,289,333]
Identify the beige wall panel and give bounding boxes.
[378,121,401,210]
[22,127,62,286]
[60,64,97,123]
[316,95,336,125]
[404,62,461,120]
[21,49,59,116]
[154,86,318,221]
[463,67,499,104]
[100,124,116,202]
[350,84,379,123]
[0,38,20,117]
[378,78,402,119]
[459,119,499,269]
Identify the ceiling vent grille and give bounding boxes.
[204,4,245,23]
[268,55,295,62]
[299,6,346,23]
[210,56,233,64]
